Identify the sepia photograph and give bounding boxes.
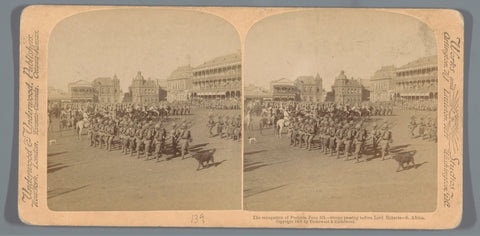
[17,6,463,228]
[244,9,439,212]
[46,8,242,211]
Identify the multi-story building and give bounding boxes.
[129,71,159,104]
[48,86,69,102]
[244,84,271,101]
[192,52,241,99]
[92,75,123,103]
[393,55,438,100]
[295,74,323,102]
[270,78,298,101]
[166,65,193,101]
[67,80,95,102]
[332,71,363,104]
[370,65,396,102]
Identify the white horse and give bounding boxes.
[75,119,87,140]
[275,117,290,138]
[245,112,252,131]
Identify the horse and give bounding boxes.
[75,119,86,140]
[275,117,290,138]
[245,112,252,131]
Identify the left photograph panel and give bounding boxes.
[46,8,242,211]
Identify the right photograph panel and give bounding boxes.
[243,9,438,212]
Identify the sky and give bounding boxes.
[48,8,240,92]
[245,9,437,90]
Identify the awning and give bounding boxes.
[197,91,226,96]
[399,93,430,97]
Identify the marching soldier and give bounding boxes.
[217,115,224,137]
[170,123,180,157]
[119,121,128,153]
[143,122,155,159]
[106,120,116,152]
[354,124,367,162]
[207,114,216,137]
[179,122,192,159]
[335,124,345,158]
[222,115,230,139]
[233,115,241,141]
[327,121,337,155]
[134,123,144,157]
[154,122,167,161]
[408,116,417,137]
[418,117,426,138]
[127,121,136,155]
[306,118,316,151]
[371,123,382,157]
[289,118,297,146]
[343,124,355,159]
[380,124,393,160]
[88,119,96,147]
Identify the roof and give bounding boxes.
[168,65,193,81]
[68,80,91,87]
[333,77,362,88]
[93,77,116,86]
[48,87,68,100]
[194,52,241,70]
[397,55,438,71]
[271,78,295,86]
[133,71,145,81]
[296,76,314,84]
[335,70,348,81]
[371,65,396,81]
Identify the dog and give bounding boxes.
[48,139,57,145]
[393,154,416,172]
[247,137,257,144]
[193,148,216,171]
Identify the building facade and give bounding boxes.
[332,71,363,104]
[129,71,159,104]
[393,55,438,100]
[244,84,271,101]
[295,74,323,102]
[370,65,396,102]
[166,65,193,101]
[92,75,123,103]
[270,78,298,101]
[67,80,95,102]
[48,86,69,102]
[192,52,241,99]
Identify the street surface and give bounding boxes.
[244,109,437,212]
[47,108,241,211]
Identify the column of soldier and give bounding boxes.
[85,105,193,161]
[408,116,437,143]
[206,113,242,141]
[287,115,393,163]
[263,101,394,163]
[195,99,241,110]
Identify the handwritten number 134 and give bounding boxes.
[191,214,205,224]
